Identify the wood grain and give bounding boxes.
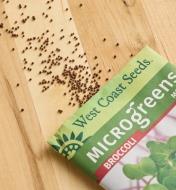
[0,0,176,189]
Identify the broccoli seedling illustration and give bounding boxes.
[123,136,176,190]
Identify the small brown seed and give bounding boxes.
[31,16,36,21]
[113,55,117,59]
[16,83,20,87]
[18,4,22,9]
[115,42,119,47]
[20,108,24,112]
[108,69,111,72]
[57,109,63,114]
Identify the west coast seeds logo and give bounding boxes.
[51,131,89,159]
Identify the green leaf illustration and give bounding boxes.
[123,164,145,179]
[157,165,170,183]
[56,138,64,146]
[51,144,59,151]
[147,141,169,167]
[168,136,176,150]
[144,184,168,190]
[70,132,75,140]
[157,165,176,184]
[123,157,157,180]
[76,132,83,141]
[63,134,69,142]
[140,157,157,175]
[163,176,176,190]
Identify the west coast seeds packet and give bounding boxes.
[48,46,176,190]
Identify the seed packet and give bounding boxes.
[48,46,176,190]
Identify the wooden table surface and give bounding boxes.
[1,0,176,189]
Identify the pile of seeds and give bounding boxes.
[0,0,115,112]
